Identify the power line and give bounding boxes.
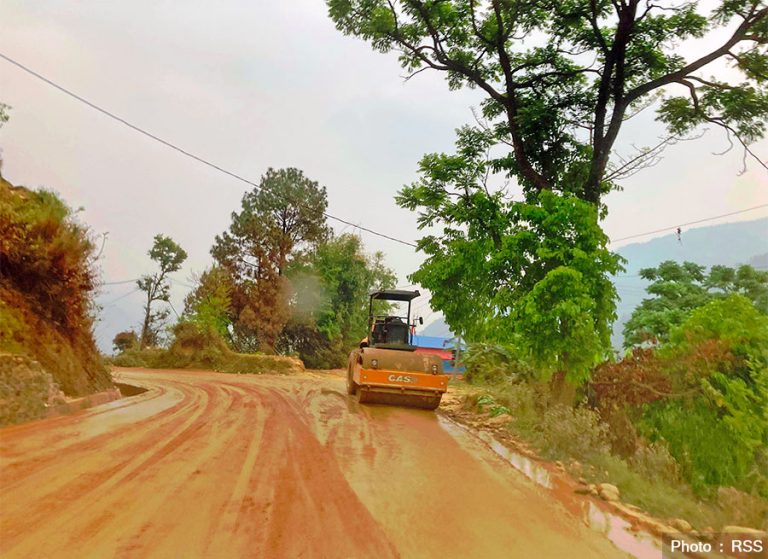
[610,204,768,243]
[100,287,141,306]
[102,278,139,286]
[169,277,195,289]
[4,53,762,253]
[0,52,418,248]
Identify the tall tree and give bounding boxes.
[280,234,397,366]
[328,0,768,202]
[137,234,187,348]
[328,0,767,388]
[211,167,330,352]
[397,130,623,388]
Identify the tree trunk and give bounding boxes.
[549,371,577,407]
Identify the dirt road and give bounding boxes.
[0,369,630,558]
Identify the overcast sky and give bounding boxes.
[1,1,767,350]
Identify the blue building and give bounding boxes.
[411,335,466,374]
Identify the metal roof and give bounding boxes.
[412,335,466,349]
[369,289,420,302]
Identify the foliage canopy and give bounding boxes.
[397,132,623,382]
[329,0,768,200]
[623,260,768,347]
[212,167,330,352]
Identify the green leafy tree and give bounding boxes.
[211,168,330,352]
[138,234,187,348]
[112,330,138,353]
[183,266,233,339]
[397,133,622,387]
[329,0,768,202]
[624,261,768,346]
[280,234,396,367]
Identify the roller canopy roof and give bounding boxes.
[369,289,420,301]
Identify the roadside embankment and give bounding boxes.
[1,174,114,426]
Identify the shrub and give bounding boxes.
[112,330,139,353]
[109,321,304,375]
[639,397,761,496]
[534,404,611,462]
[642,295,768,497]
[629,441,681,485]
[463,343,535,385]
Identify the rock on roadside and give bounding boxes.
[597,483,620,502]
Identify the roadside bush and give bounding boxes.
[637,296,768,497]
[716,487,768,530]
[629,441,681,485]
[161,321,229,368]
[112,330,139,353]
[109,321,303,374]
[534,404,611,462]
[463,343,535,385]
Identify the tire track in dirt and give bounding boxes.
[0,381,187,491]
[1,368,632,559]
[0,377,216,555]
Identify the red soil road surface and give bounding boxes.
[0,368,630,558]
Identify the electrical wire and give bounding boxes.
[610,204,768,243]
[100,287,141,306]
[3,52,762,256]
[102,278,139,286]
[0,52,418,248]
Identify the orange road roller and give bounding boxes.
[347,289,448,410]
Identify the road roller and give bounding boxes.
[347,289,448,410]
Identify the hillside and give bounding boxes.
[616,217,768,271]
[0,174,112,423]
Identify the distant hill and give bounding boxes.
[750,252,768,269]
[612,217,768,348]
[616,217,768,273]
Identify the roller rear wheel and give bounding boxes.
[356,389,442,410]
[346,366,359,395]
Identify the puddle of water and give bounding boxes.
[587,501,662,559]
[476,431,554,489]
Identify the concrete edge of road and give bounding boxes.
[46,388,122,418]
[45,381,149,419]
